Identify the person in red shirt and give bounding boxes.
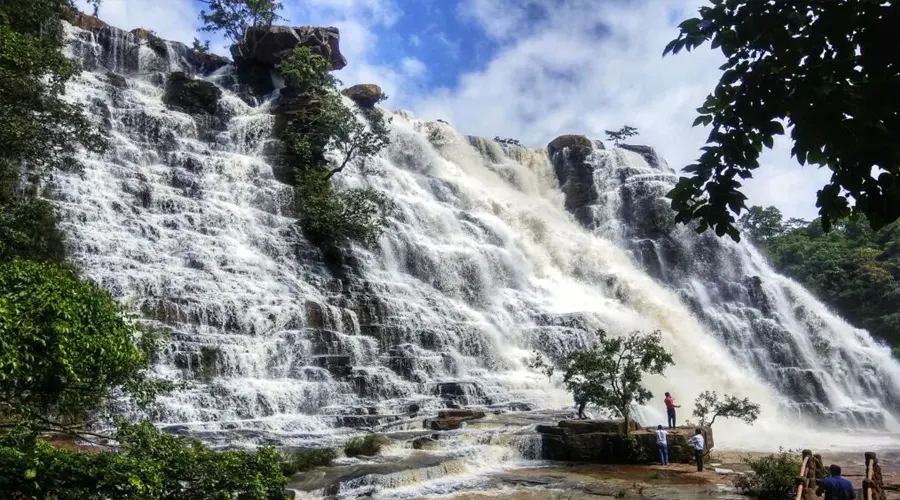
[664,392,680,429]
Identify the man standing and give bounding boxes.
[655,425,669,465]
[664,392,680,429]
[816,464,856,500]
[687,428,705,472]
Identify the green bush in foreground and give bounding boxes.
[732,449,800,500]
[344,434,390,458]
[279,448,337,476]
[0,421,287,500]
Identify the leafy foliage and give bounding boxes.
[604,126,638,147]
[739,205,786,244]
[0,259,172,433]
[665,1,900,241]
[691,390,760,427]
[752,211,900,349]
[732,449,801,500]
[276,47,394,250]
[198,0,283,57]
[344,434,390,458]
[0,199,67,262]
[561,330,674,433]
[0,421,287,500]
[279,448,336,476]
[191,38,211,54]
[0,0,106,199]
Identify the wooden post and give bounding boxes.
[796,450,812,500]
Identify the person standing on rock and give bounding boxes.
[574,389,588,419]
[688,428,705,472]
[655,425,669,465]
[664,392,680,428]
[816,464,856,500]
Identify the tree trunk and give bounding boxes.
[623,408,630,435]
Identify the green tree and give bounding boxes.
[0,259,171,435]
[276,47,393,249]
[561,329,674,433]
[198,0,284,58]
[664,0,899,241]
[691,390,761,427]
[604,125,638,147]
[739,205,785,244]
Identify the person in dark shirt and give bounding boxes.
[816,464,856,500]
[574,389,588,419]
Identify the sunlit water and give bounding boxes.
[50,20,900,499]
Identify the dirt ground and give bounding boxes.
[444,449,900,500]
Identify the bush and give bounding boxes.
[732,449,801,500]
[279,448,337,476]
[344,434,390,458]
[0,422,288,500]
[0,198,67,262]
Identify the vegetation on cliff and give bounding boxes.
[741,205,900,350]
[666,0,899,241]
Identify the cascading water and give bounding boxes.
[557,143,900,430]
[54,17,898,468]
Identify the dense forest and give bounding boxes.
[740,206,900,355]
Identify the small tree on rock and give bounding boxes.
[692,390,761,427]
[198,0,284,58]
[604,126,638,147]
[562,329,674,434]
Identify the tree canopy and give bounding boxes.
[605,125,638,147]
[665,0,900,241]
[691,390,760,427]
[561,329,674,433]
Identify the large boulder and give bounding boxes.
[536,421,713,465]
[547,134,598,226]
[232,25,346,70]
[342,84,384,109]
[423,409,486,431]
[74,12,108,30]
[163,72,222,115]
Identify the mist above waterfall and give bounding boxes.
[53,21,900,453]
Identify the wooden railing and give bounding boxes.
[795,449,825,500]
[863,452,885,500]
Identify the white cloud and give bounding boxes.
[415,0,829,219]
[400,57,427,79]
[76,0,199,45]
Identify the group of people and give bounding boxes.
[656,393,857,499]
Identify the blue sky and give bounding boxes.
[76,0,832,220]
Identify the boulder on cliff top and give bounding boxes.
[163,72,222,116]
[547,134,594,158]
[74,12,109,30]
[231,25,346,70]
[342,84,384,109]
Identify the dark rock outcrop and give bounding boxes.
[74,12,109,30]
[232,25,346,70]
[342,84,384,109]
[163,72,222,115]
[547,135,597,226]
[424,409,486,431]
[537,420,712,464]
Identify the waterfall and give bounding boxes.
[54,21,899,452]
[558,144,900,431]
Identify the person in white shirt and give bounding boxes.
[655,424,669,465]
[687,428,705,472]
